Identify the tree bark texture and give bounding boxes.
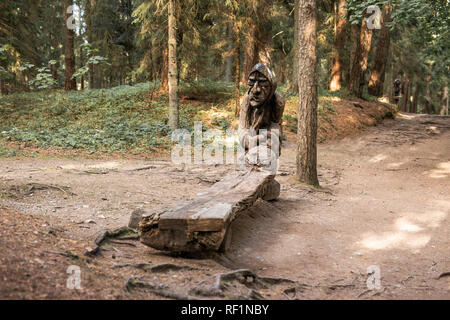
[296,0,319,187]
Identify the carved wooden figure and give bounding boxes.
[139,64,285,252]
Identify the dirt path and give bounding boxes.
[1,113,449,299]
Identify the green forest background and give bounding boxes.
[0,0,448,156]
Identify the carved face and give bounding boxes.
[248,72,271,108]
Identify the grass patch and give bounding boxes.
[0,143,17,157]
[0,82,235,155]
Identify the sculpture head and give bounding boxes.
[247,63,277,108]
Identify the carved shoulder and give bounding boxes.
[272,92,285,124]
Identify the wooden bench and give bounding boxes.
[139,166,280,253]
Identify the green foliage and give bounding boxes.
[72,50,110,80]
[29,67,57,90]
[180,79,233,102]
[0,143,16,157]
[0,82,236,154]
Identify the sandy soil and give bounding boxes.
[0,112,449,299]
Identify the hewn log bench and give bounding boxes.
[139,166,280,253]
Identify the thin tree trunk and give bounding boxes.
[411,82,421,114]
[52,63,58,82]
[385,48,393,102]
[224,23,233,82]
[80,45,85,90]
[401,74,410,112]
[168,0,178,129]
[234,20,241,117]
[290,0,300,92]
[444,86,449,116]
[242,23,257,82]
[329,0,348,92]
[346,23,359,87]
[1,59,8,95]
[85,0,95,89]
[160,47,169,91]
[424,76,432,114]
[256,0,274,67]
[64,0,77,91]
[368,6,391,97]
[349,12,373,98]
[241,0,274,82]
[297,0,319,187]
[0,81,5,95]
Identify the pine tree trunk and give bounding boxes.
[85,0,95,89]
[64,0,77,91]
[368,7,391,97]
[80,45,85,90]
[346,23,359,87]
[168,0,179,130]
[385,49,393,102]
[424,76,432,114]
[411,82,421,114]
[224,23,233,82]
[401,74,410,112]
[256,0,274,67]
[242,23,257,82]
[1,59,8,95]
[160,47,169,91]
[290,0,300,92]
[234,20,241,117]
[241,0,273,81]
[52,63,58,82]
[0,81,6,96]
[329,0,347,92]
[296,0,319,187]
[349,13,373,98]
[444,86,449,116]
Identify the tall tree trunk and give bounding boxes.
[256,0,274,67]
[290,0,300,92]
[443,86,449,116]
[64,0,77,91]
[0,81,6,96]
[368,6,392,97]
[385,48,394,102]
[241,0,273,81]
[242,23,257,82]
[80,45,85,90]
[329,0,348,92]
[411,82,421,114]
[297,0,319,187]
[168,0,178,130]
[1,59,8,95]
[234,20,241,117]
[224,23,233,82]
[424,75,432,114]
[349,13,373,98]
[401,74,410,112]
[52,63,58,82]
[160,47,169,91]
[85,0,95,89]
[346,23,359,87]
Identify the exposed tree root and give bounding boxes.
[126,278,200,300]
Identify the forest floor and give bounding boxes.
[0,108,449,299]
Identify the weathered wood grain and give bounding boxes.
[139,166,279,252]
